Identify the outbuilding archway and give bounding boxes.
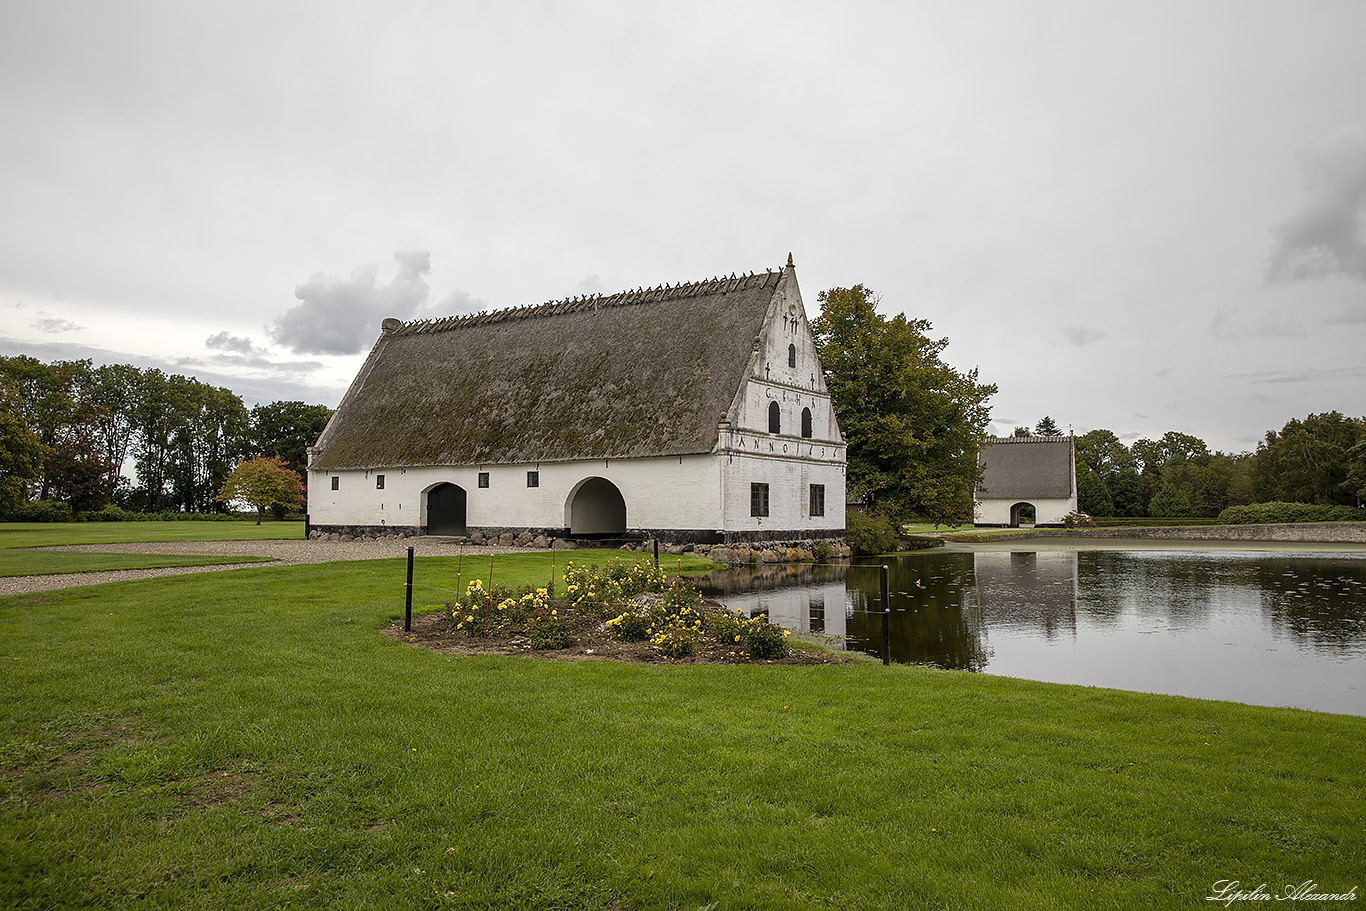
[567,477,627,536]
[426,483,468,536]
[1009,501,1036,528]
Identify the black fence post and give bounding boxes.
[404,546,414,632]
[653,539,659,569]
[880,563,891,666]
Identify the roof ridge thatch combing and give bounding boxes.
[310,264,791,471]
[390,269,781,337]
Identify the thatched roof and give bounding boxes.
[977,436,1075,499]
[310,267,787,470]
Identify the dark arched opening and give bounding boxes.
[1009,502,1036,528]
[568,477,627,536]
[768,401,781,433]
[427,483,468,536]
[801,407,813,438]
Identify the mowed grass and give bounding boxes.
[0,520,302,577]
[2,548,1363,910]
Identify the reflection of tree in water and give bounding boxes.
[971,551,1079,639]
[844,556,990,671]
[1074,552,1366,652]
[694,561,848,597]
[1249,557,1366,651]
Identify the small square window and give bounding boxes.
[809,484,825,517]
[331,476,339,491]
[478,472,490,489]
[750,482,770,517]
[376,474,385,490]
[527,471,539,488]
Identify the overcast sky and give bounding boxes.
[2,1,1364,453]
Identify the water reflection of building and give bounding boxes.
[971,551,1079,639]
[696,563,849,641]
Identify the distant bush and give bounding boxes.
[1217,502,1366,525]
[1062,511,1096,528]
[846,513,901,556]
[76,506,137,522]
[3,500,74,522]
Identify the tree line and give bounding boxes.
[811,284,1365,528]
[0,355,331,517]
[1019,413,1366,519]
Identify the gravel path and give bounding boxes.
[1,538,532,597]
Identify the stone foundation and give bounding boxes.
[307,523,850,562]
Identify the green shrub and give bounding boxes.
[846,513,900,555]
[4,500,74,522]
[742,618,791,660]
[1217,502,1366,525]
[76,505,136,522]
[526,609,574,650]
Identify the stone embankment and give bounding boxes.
[946,522,1366,544]
[309,529,851,563]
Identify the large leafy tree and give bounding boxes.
[1075,429,1145,517]
[216,456,305,524]
[1252,412,1364,506]
[812,284,996,525]
[250,401,333,478]
[0,385,46,512]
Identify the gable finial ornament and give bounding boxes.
[787,252,794,268]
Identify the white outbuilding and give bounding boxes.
[973,435,1079,527]
[306,256,846,548]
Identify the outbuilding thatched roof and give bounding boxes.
[977,435,1075,499]
[310,267,787,470]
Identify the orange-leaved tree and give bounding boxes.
[216,455,305,524]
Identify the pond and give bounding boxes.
[694,546,1366,716]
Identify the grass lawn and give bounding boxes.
[2,551,1363,909]
[0,520,304,578]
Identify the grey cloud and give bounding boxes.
[1224,364,1366,385]
[32,312,83,333]
[269,250,433,355]
[205,331,265,354]
[1062,325,1104,347]
[1268,129,1366,283]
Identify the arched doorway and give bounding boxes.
[567,477,627,536]
[427,483,467,536]
[1009,502,1036,528]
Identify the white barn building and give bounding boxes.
[307,256,846,548]
[973,435,1078,527]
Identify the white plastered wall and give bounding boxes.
[308,454,724,532]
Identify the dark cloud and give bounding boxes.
[269,250,434,355]
[1268,130,1366,283]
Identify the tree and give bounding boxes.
[1252,412,1364,506]
[0,385,46,512]
[1075,429,1145,517]
[216,456,305,523]
[250,401,333,480]
[812,285,997,525]
[1033,416,1062,436]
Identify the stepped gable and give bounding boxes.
[311,267,785,471]
[977,435,1074,499]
